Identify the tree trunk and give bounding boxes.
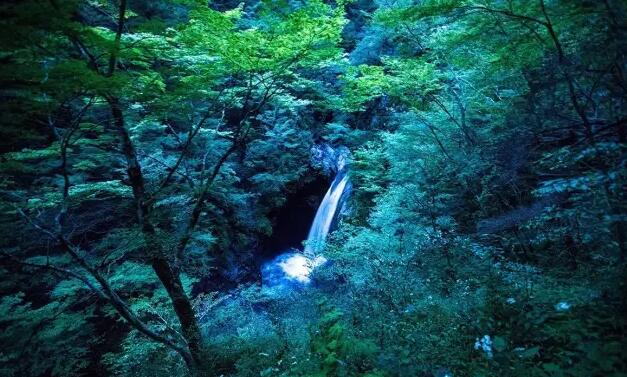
[539,0,594,141]
[151,257,204,371]
[108,96,205,374]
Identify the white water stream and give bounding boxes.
[303,173,350,256]
[262,170,350,287]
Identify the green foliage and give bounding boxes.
[308,299,381,377]
[350,141,389,220]
[310,302,346,375]
[0,292,99,377]
[336,64,389,111]
[383,57,441,110]
[0,0,625,376]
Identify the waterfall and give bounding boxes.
[262,168,350,289]
[304,172,350,255]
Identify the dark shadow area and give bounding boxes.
[258,174,330,261]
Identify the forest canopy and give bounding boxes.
[0,0,625,376]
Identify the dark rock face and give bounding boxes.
[311,144,350,176]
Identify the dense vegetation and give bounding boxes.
[1,0,625,376]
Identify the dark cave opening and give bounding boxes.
[258,174,331,262]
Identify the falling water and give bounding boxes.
[262,168,350,289]
[304,172,350,256]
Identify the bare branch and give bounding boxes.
[13,208,194,366]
